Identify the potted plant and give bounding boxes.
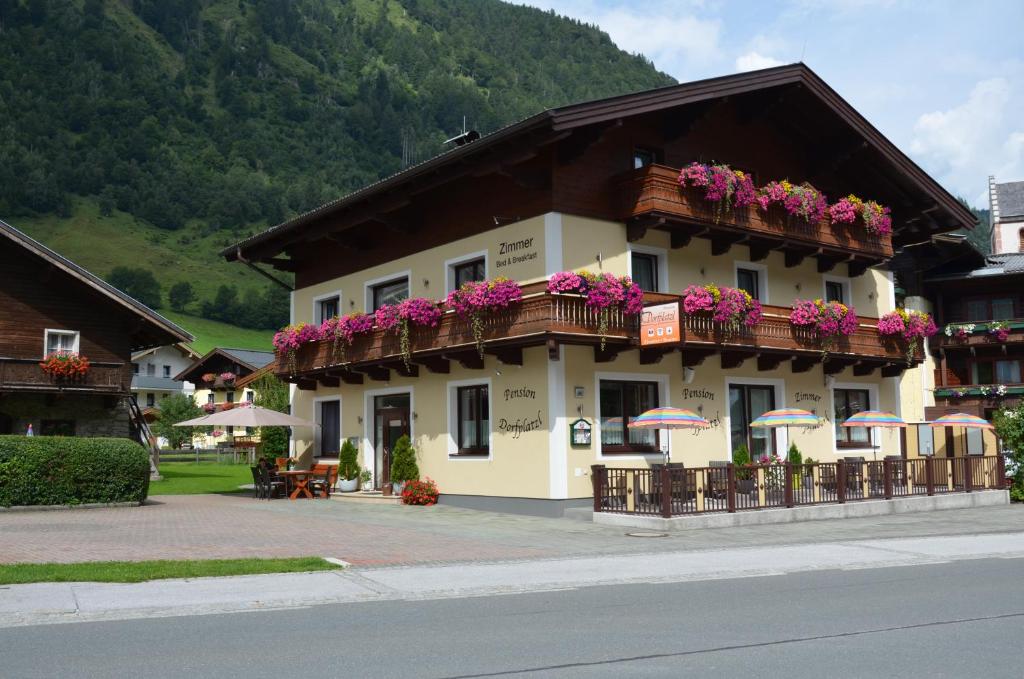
[732,444,755,493]
[787,442,809,489]
[389,434,419,495]
[802,456,816,489]
[359,468,373,491]
[337,439,360,492]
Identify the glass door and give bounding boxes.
[374,395,410,488]
[729,384,776,460]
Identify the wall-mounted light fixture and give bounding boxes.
[423,278,430,288]
[596,252,603,267]
[574,386,585,399]
[824,375,836,388]
[349,299,356,308]
[699,266,705,276]
[357,415,364,425]
[795,283,802,292]
[495,369,502,376]
[413,412,418,420]
[683,367,696,384]
[867,291,876,300]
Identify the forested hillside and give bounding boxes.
[0,0,673,332]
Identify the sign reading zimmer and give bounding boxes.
[495,237,538,270]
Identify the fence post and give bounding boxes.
[837,462,847,503]
[883,460,893,500]
[964,455,973,492]
[756,466,767,507]
[591,465,605,513]
[812,464,821,503]
[784,462,794,508]
[997,454,1006,489]
[726,463,737,513]
[661,466,672,518]
[925,457,935,496]
[861,462,870,499]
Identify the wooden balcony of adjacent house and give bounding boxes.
[932,366,1024,406]
[277,283,918,387]
[930,319,1024,350]
[0,358,129,394]
[613,164,893,275]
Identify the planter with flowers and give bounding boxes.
[547,271,644,349]
[219,372,236,386]
[988,321,1011,343]
[828,195,893,236]
[878,309,938,364]
[273,322,321,374]
[677,162,756,222]
[789,299,859,356]
[201,402,217,414]
[756,180,828,224]
[401,477,440,506]
[375,298,442,369]
[201,373,217,385]
[681,283,762,332]
[944,323,975,341]
[40,351,90,382]
[446,277,523,358]
[320,312,374,365]
[211,430,224,438]
[979,385,1009,399]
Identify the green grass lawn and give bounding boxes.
[160,310,273,354]
[149,462,253,495]
[0,557,342,585]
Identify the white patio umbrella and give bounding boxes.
[174,404,316,428]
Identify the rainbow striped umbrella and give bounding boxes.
[842,411,907,428]
[749,408,819,428]
[627,407,710,429]
[929,413,994,430]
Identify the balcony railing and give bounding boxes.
[279,284,918,381]
[0,358,129,394]
[593,457,1007,518]
[613,164,893,262]
[931,320,1024,349]
[933,383,1024,400]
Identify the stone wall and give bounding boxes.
[0,393,130,438]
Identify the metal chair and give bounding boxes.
[257,465,285,499]
[250,466,262,499]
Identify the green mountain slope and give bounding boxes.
[0,0,674,334]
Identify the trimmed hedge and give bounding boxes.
[0,436,150,507]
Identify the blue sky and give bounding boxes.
[519,0,1024,208]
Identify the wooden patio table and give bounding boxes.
[277,470,322,500]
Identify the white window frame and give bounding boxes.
[626,243,668,293]
[363,270,411,313]
[362,386,415,484]
[822,274,853,306]
[313,396,342,459]
[733,261,769,303]
[447,377,493,460]
[312,290,343,325]
[595,371,671,460]
[43,329,79,357]
[724,376,787,458]
[830,381,880,456]
[445,251,489,295]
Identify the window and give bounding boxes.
[729,384,776,458]
[966,427,984,455]
[966,297,1015,322]
[226,391,235,403]
[631,252,659,292]
[600,380,659,453]
[825,281,846,304]
[40,420,74,436]
[992,298,1015,319]
[146,393,155,408]
[453,259,486,289]
[971,359,1021,384]
[44,330,78,356]
[834,388,871,447]
[246,391,255,402]
[916,423,935,456]
[132,363,140,375]
[227,425,234,435]
[632,147,661,169]
[456,385,489,455]
[207,393,215,405]
[162,365,171,378]
[371,277,409,311]
[316,295,340,324]
[736,268,760,301]
[146,363,155,376]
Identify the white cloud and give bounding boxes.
[590,8,722,68]
[735,51,784,72]
[911,78,1024,203]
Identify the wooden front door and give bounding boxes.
[374,399,410,489]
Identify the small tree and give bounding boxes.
[993,405,1024,500]
[389,435,419,484]
[252,372,289,457]
[168,281,196,312]
[338,439,359,481]
[151,393,203,449]
[732,443,751,480]
[787,442,803,465]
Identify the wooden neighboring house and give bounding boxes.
[174,348,275,444]
[0,219,193,440]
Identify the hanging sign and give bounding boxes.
[570,418,592,447]
[640,301,681,347]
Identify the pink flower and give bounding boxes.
[547,271,587,294]
[829,197,858,225]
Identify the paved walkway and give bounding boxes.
[1,493,1022,567]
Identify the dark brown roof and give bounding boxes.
[0,219,193,350]
[173,347,276,383]
[225,63,976,262]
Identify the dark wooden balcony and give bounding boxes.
[930,320,1024,350]
[614,164,893,276]
[278,283,917,387]
[0,358,130,394]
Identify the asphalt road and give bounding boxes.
[2,557,1020,678]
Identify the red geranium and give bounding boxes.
[401,477,439,506]
[40,351,90,379]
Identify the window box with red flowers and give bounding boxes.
[39,351,90,381]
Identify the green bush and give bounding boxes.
[732,444,751,480]
[0,436,150,507]
[787,442,803,465]
[338,439,359,481]
[389,435,419,484]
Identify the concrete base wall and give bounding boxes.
[593,490,1011,531]
[438,494,592,518]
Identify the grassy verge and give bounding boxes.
[0,557,342,585]
[149,462,253,495]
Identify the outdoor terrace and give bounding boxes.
[614,164,893,275]
[278,283,919,387]
[0,358,129,394]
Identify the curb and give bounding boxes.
[0,501,145,513]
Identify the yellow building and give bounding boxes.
[225,65,978,515]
